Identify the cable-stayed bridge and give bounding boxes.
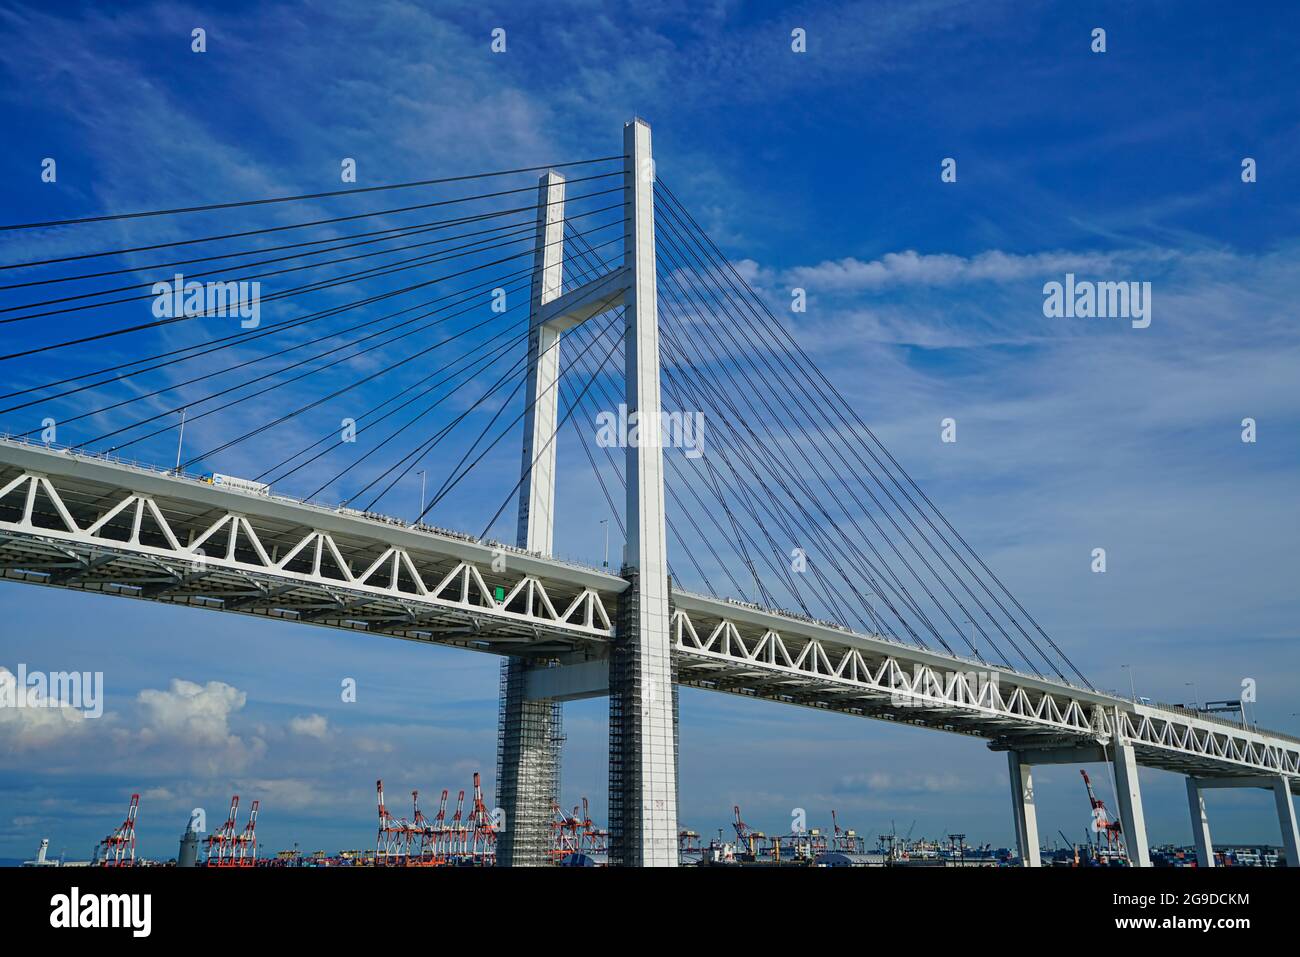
[0,119,1296,867]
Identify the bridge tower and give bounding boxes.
[496,118,679,866]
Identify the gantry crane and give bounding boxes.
[469,772,497,865]
[96,793,140,867]
[1080,770,1125,855]
[233,799,259,866]
[205,795,242,867]
[732,805,766,860]
[831,809,863,854]
[375,780,410,865]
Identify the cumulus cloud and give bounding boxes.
[0,667,93,753]
[289,714,330,739]
[133,679,266,773]
[137,680,245,744]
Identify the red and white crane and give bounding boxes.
[375,780,410,865]
[433,788,450,859]
[732,804,766,859]
[448,789,466,860]
[410,789,438,865]
[205,795,242,867]
[469,772,497,865]
[232,799,259,866]
[1080,770,1125,854]
[97,793,140,867]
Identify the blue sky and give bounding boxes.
[1,0,1298,860]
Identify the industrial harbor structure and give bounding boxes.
[19,786,1295,868]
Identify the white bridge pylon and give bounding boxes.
[501,118,677,868]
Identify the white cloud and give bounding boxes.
[137,679,245,744]
[0,667,92,753]
[132,679,266,774]
[289,714,330,739]
[837,769,986,795]
[785,248,1184,292]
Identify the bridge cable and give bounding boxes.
[557,239,764,597]
[0,184,624,291]
[0,199,624,320]
[1,195,633,398]
[0,156,624,231]
[654,218,970,655]
[0,170,625,275]
[658,180,1091,685]
[0,224,623,362]
[0,264,539,412]
[314,344,533,505]
[561,237,755,600]
[571,226,874,616]
[0,208,627,329]
[420,306,626,522]
[7,271,535,431]
[654,195,1026,665]
[656,183,1066,674]
[256,317,537,488]
[475,313,629,542]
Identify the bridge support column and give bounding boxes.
[1272,777,1300,867]
[1185,777,1214,867]
[1007,752,1040,867]
[495,169,568,866]
[1190,775,1300,867]
[496,661,561,866]
[607,118,678,867]
[1112,741,1151,867]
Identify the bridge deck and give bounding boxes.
[0,436,1295,788]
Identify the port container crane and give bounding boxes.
[96,793,140,867]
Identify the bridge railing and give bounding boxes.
[1144,698,1300,747]
[672,585,1110,699]
[0,434,613,582]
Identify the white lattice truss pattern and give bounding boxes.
[0,470,613,640]
[1,458,1296,782]
[671,609,1300,780]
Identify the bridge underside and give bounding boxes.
[0,445,616,663]
[1,441,1296,810]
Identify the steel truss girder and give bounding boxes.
[0,441,1296,786]
[0,460,614,647]
[668,602,1300,783]
[670,607,1103,738]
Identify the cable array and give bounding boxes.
[0,154,1089,687]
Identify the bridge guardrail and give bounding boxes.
[0,434,612,581]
